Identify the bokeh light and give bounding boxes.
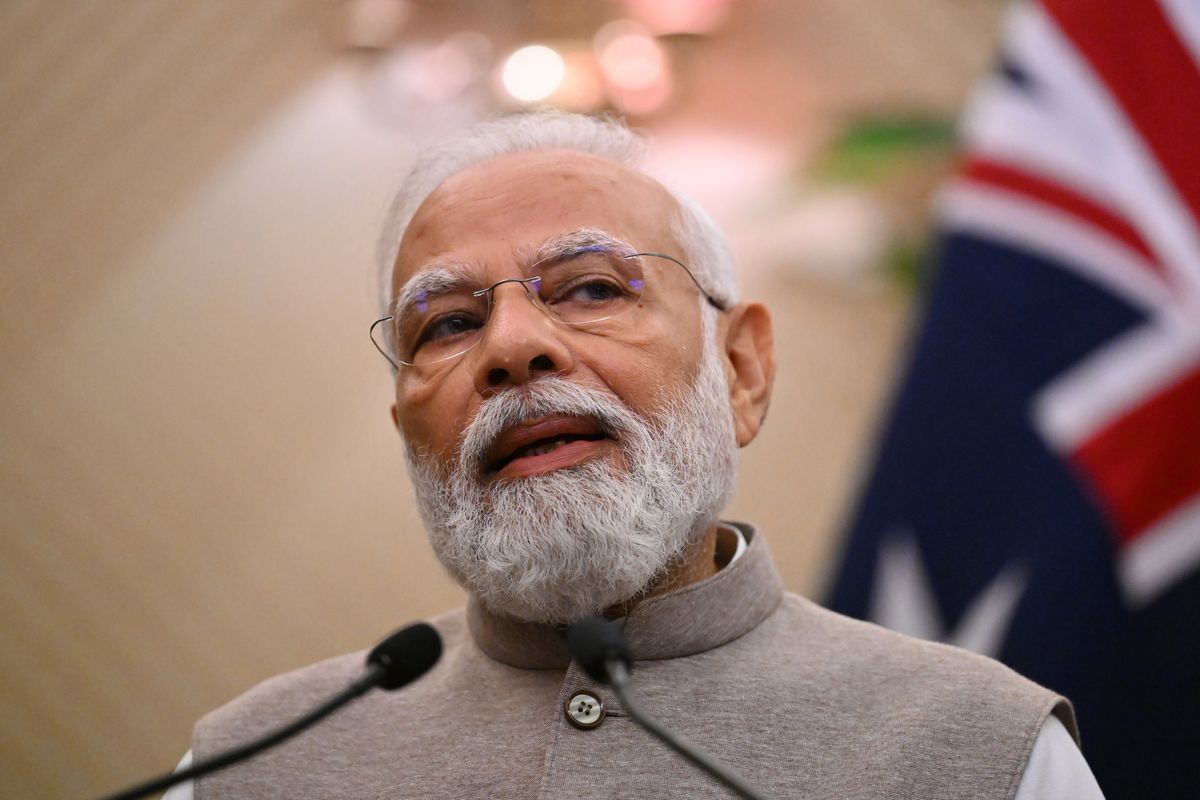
[594,20,672,114]
[598,31,666,91]
[501,45,566,103]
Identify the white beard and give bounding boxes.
[404,325,739,624]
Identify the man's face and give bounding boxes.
[389,150,741,623]
[391,150,712,478]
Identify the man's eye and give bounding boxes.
[418,314,482,346]
[556,279,623,305]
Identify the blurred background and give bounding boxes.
[3,1,1196,798]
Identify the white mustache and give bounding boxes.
[458,378,641,474]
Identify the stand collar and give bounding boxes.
[466,522,784,669]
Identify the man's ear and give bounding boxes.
[722,302,775,447]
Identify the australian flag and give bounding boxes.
[826,1,1200,797]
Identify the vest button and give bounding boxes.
[565,690,605,730]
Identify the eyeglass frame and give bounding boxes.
[369,250,726,371]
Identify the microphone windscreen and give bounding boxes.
[566,616,632,684]
[366,622,443,690]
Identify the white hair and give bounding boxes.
[375,110,740,315]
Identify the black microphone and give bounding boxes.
[366,622,443,689]
[566,615,631,683]
[96,623,443,800]
[566,617,773,800]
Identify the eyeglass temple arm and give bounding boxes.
[630,252,726,311]
[369,316,403,371]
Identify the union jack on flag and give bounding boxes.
[827,1,1200,796]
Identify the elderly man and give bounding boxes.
[177,112,1102,798]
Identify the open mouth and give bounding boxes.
[486,417,613,477]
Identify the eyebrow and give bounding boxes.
[392,262,479,323]
[534,228,636,262]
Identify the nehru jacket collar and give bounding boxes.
[466,522,785,669]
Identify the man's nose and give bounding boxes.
[471,283,575,393]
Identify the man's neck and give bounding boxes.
[605,525,721,618]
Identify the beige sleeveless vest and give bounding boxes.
[194,525,1075,799]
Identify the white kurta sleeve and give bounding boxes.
[1013,715,1105,799]
[160,749,193,800]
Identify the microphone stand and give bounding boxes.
[97,666,385,800]
[606,660,772,800]
[95,621,441,800]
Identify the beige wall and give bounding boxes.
[0,2,1006,797]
